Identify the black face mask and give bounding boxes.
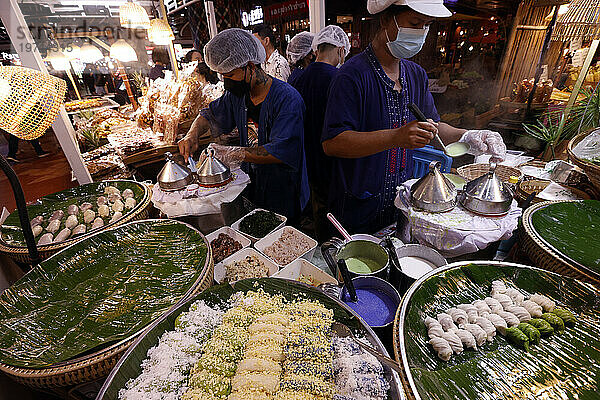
[223,67,252,98]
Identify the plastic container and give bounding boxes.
[206,226,251,263]
[231,208,286,243]
[272,258,338,287]
[214,247,279,284]
[412,145,453,180]
[255,226,318,268]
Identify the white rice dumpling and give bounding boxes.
[83,209,96,224]
[54,228,71,243]
[38,233,53,245]
[67,204,79,215]
[98,204,110,218]
[32,225,43,237]
[91,217,104,230]
[49,210,64,221]
[97,196,108,206]
[65,214,78,230]
[80,202,93,212]
[124,197,136,209]
[46,219,61,233]
[122,188,134,199]
[72,224,86,236]
[112,199,124,213]
[110,211,122,223]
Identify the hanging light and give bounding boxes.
[80,43,104,63]
[119,1,150,29]
[110,39,138,62]
[63,44,81,60]
[45,49,71,71]
[148,18,175,45]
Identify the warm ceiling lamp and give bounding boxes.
[119,1,150,29]
[45,49,71,71]
[80,43,104,63]
[110,39,138,62]
[148,18,175,45]
[63,44,81,60]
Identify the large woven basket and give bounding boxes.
[520,201,600,286]
[515,179,591,205]
[0,224,214,389]
[457,163,523,183]
[568,131,600,193]
[0,180,153,264]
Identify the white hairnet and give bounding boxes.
[312,25,351,56]
[204,28,266,74]
[287,32,315,65]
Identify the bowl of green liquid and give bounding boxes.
[337,240,389,279]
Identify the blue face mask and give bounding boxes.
[386,17,429,59]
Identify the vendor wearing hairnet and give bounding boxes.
[286,31,316,87]
[178,29,309,222]
[291,25,350,241]
[321,0,507,233]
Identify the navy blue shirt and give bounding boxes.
[291,62,338,191]
[287,67,305,88]
[322,45,440,233]
[200,78,310,220]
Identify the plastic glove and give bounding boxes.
[200,143,245,170]
[459,130,507,162]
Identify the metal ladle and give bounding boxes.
[408,103,470,157]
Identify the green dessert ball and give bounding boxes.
[528,318,554,337]
[552,308,575,327]
[541,312,565,333]
[505,326,530,352]
[517,322,541,345]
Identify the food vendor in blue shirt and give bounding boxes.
[178,28,309,222]
[286,31,316,88]
[322,0,507,234]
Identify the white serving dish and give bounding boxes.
[214,247,279,284]
[231,208,287,243]
[272,258,338,287]
[254,226,318,268]
[206,226,252,263]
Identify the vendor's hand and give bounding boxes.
[459,130,507,162]
[207,143,245,170]
[178,133,199,160]
[395,119,438,149]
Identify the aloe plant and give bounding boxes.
[522,111,567,159]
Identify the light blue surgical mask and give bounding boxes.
[386,17,429,59]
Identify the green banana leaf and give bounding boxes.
[97,278,405,400]
[0,219,208,368]
[530,200,600,275]
[1,180,148,248]
[399,262,600,400]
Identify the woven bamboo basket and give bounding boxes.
[515,179,591,205]
[0,225,214,389]
[393,305,418,400]
[457,163,523,183]
[568,131,600,194]
[520,201,600,286]
[0,180,153,264]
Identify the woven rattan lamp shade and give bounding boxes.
[552,0,600,41]
[0,66,66,140]
[119,1,150,30]
[148,19,175,45]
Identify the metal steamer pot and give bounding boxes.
[157,152,195,191]
[460,162,514,216]
[321,238,390,282]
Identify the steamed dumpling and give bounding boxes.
[530,294,556,312]
[504,305,531,322]
[122,188,134,199]
[72,224,86,236]
[91,217,104,229]
[429,336,453,361]
[522,300,543,318]
[491,280,507,295]
[437,313,458,332]
[32,225,43,237]
[472,300,492,315]
[83,209,96,224]
[124,197,136,209]
[484,313,507,335]
[475,316,496,341]
[98,204,110,218]
[505,288,525,306]
[97,196,108,206]
[108,193,122,203]
[38,233,53,245]
[454,328,477,350]
[65,214,78,230]
[112,199,124,213]
[80,202,93,212]
[46,219,61,233]
[495,311,520,328]
[54,228,71,243]
[484,297,503,313]
[441,331,463,354]
[447,307,469,327]
[104,185,120,196]
[67,204,79,215]
[109,211,122,223]
[49,210,64,222]
[30,216,44,228]
[492,293,513,309]
[463,323,487,346]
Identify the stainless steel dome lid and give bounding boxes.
[196,147,232,187]
[460,162,513,216]
[157,152,194,191]
[410,161,457,213]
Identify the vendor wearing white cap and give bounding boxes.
[286,31,316,87]
[178,28,309,222]
[321,0,507,233]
